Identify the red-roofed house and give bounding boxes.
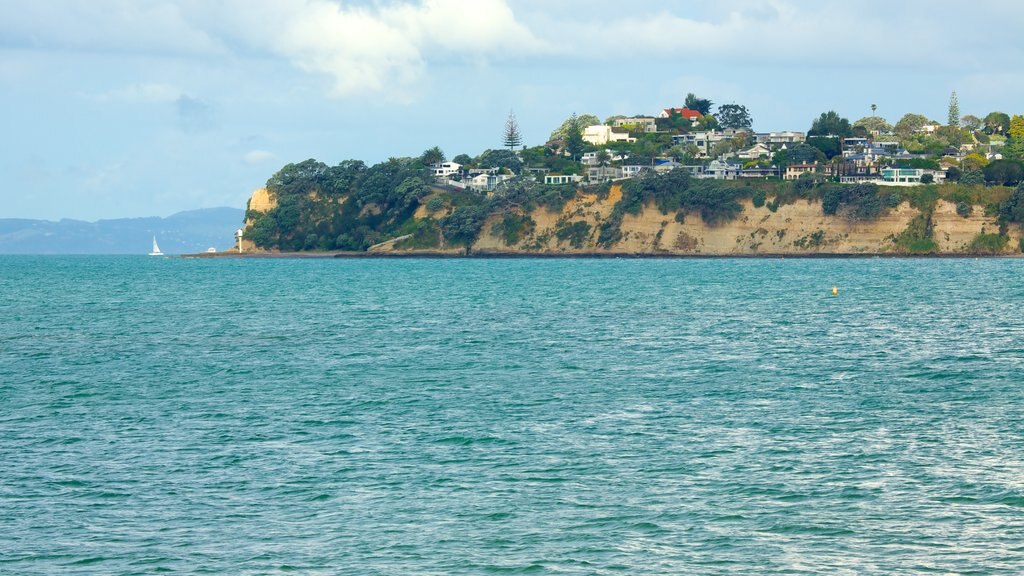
[659,107,702,121]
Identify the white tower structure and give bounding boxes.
[235,229,244,253]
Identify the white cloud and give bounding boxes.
[244,150,275,164]
[262,0,544,97]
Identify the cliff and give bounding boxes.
[241,183,1024,257]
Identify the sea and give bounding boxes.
[2,255,1023,575]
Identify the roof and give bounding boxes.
[664,107,702,120]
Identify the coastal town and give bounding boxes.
[428,92,1021,193]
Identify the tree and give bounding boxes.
[807,136,842,160]
[948,91,960,127]
[421,146,445,166]
[983,159,1024,186]
[695,114,719,131]
[961,153,989,172]
[853,116,893,133]
[550,113,600,141]
[596,149,612,167]
[808,111,852,137]
[684,93,713,115]
[895,113,931,137]
[1010,115,1024,140]
[503,110,522,151]
[717,103,753,129]
[478,149,523,173]
[921,173,934,184]
[961,115,983,131]
[452,153,474,167]
[564,113,585,160]
[984,112,1010,134]
[871,103,877,116]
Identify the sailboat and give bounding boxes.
[148,236,164,256]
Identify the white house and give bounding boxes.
[544,174,584,185]
[431,161,461,178]
[755,131,806,147]
[736,143,771,159]
[583,125,636,146]
[881,168,945,186]
[702,160,741,180]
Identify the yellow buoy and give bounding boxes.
[832,286,839,296]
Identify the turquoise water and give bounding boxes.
[2,256,1024,575]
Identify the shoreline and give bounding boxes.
[183,250,1024,260]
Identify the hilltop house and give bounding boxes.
[583,125,636,146]
[659,107,702,122]
[431,161,462,178]
[612,116,658,133]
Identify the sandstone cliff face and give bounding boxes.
[239,188,276,252]
[468,186,1023,256]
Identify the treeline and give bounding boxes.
[244,158,432,251]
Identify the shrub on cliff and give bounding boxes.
[999,182,1024,223]
[440,206,488,246]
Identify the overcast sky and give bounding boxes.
[2,0,1023,220]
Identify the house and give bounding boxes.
[736,143,771,160]
[653,158,685,173]
[431,161,461,178]
[544,174,584,185]
[784,163,817,180]
[916,123,941,134]
[740,166,780,179]
[582,125,636,146]
[880,168,946,185]
[612,116,658,133]
[828,162,880,183]
[755,131,806,147]
[701,159,742,180]
[672,129,745,157]
[467,173,511,192]
[621,164,653,178]
[581,150,625,166]
[659,107,702,122]
[587,166,623,182]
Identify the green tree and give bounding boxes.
[961,114,982,131]
[478,149,523,173]
[948,91,960,127]
[717,103,753,129]
[421,146,445,166]
[808,111,852,137]
[550,113,600,141]
[983,159,1024,186]
[807,136,842,160]
[984,111,1010,134]
[895,113,931,137]
[452,153,474,167]
[503,110,522,151]
[564,113,585,160]
[998,182,1024,223]
[684,93,713,115]
[853,116,893,133]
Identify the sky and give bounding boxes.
[2,0,1023,221]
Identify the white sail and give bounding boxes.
[149,236,164,256]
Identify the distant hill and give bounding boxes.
[0,207,245,254]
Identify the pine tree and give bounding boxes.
[948,91,960,127]
[503,110,522,151]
